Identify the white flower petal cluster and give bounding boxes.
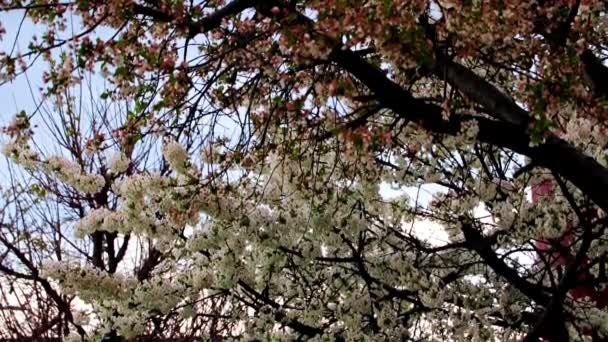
[163,140,189,174]
[74,208,126,238]
[45,156,106,193]
[42,260,190,338]
[3,136,106,194]
[108,152,130,174]
[107,173,212,239]
[2,140,39,168]
[42,261,135,302]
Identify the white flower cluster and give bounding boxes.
[163,140,189,174]
[585,307,608,338]
[46,156,106,194]
[2,140,39,168]
[108,152,130,174]
[42,261,135,302]
[2,137,105,194]
[43,260,185,339]
[74,208,126,238]
[109,173,204,238]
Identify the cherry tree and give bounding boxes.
[1,0,608,340]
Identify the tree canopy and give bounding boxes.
[1,0,608,340]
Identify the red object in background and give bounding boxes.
[532,179,555,204]
[532,179,592,300]
[533,179,569,266]
[532,179,608,341]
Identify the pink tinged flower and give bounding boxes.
[328,80,339,95]
[531,179,554,204]
[381,130,392,143]
[160,55,175,70]
[359,127,372,143]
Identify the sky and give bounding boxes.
[0,10,45,122]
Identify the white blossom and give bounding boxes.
[2,140,39,168]
[108,152,130,173]
[163,140,189,174]
[45,156,106,193]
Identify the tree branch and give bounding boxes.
[255,2,608,216]
[523,175,594,342]
[0,234,86,336]
[459,219,550,305]
[431,54,530,126]
[237,280,330,338]
[133,0,255,38]
[330,44,608,214]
